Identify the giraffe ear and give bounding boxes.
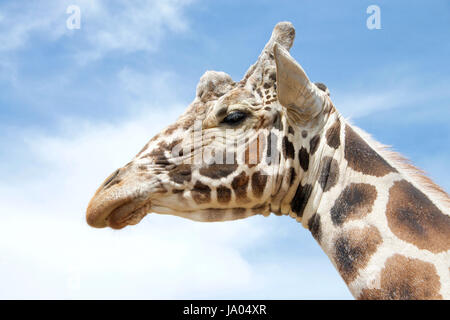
[274,43,327,123]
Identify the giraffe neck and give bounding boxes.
[283,110,450,299]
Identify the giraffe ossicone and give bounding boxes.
[86,22,450,300]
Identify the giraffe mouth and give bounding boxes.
[106,200,151,229]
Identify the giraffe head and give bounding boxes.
[86,22,331,229]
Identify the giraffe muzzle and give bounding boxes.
[107,200,151,229]
[86,167,153,229]
[86,193,152,229]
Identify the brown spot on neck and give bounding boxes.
[344,125,396,177]
[288,167,297,186]
[282,136,295,159]
[330,183,377,225]
[386,180,450,253]
[309,134,320,155]
[318,156,339,192]
[359,254,443,300]
[291,183,313,218]
[298,147,309,171]
[326,118,341,149]
[307,213,322,243]
[334,226,382,284]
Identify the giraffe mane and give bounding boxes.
[348,121,450,211]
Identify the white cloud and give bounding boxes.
[330,66,450,120]
[0,2,69,52]
[0,0,194,62]
[0,57,18,85]
[334,89,409,119]
[0,101,351,299]
[117,67,182,108]
[74,0,194,63]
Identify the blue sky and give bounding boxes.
[0,0,449,299]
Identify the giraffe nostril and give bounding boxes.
[103,169,121,189]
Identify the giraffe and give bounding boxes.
[86,22,450,300]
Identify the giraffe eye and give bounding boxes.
[221,111,248,125]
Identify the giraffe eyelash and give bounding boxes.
[221,111,248,126]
